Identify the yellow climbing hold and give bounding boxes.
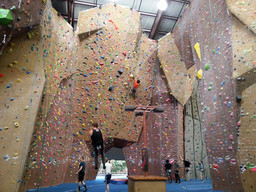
[194,42,201,61]
[14,122,19,127]
[197,69,203,79]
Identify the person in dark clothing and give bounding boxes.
[76,156,87,191]
[174,160,181,183]
[180,155,191,181]
[89,122,105,170]
[165,160,173,183]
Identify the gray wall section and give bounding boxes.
[184,82,210,179]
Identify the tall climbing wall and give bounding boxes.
[157,0,255,191]
[0,0,45,54]
[74,4,154,143]
[20,1,81,190]
[177,0,243,190]
[0,27,45,192]
[1,0,255,192]
[184,82,210,179]
[20,2,166,191]
[123,59,185,178]
[227,0,256,191]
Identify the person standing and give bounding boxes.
[180,155,191,181]
[174,160,181,184]
[76,156,87,192]
[165,160,173,183]
[105,158,112,192]
[198,160,205,181]
[89,122,106,170]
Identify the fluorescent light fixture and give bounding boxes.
[158,0,168,11]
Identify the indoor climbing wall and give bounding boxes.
[157,0,255,191]
[184,82,210,179]
[20,1,81,190]
[21,2,162,190]
[0,27,45,192]
[74,4,156,143]
[228,1,256,191]
[123,59,185,178]
[158,33,196,106]
[0,0,45,54]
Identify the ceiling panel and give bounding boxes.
[143,31,150,37]
[139,0,159,13]
[158,18,176,32]
[132,0,143,11]
[140,15,155,30]
[155,33,165,41]
[164,1,184,17]
[98,0,134,7]
[51,0,191,40]
[74,4,93,18]
[76,0,95,2]
[52,0,67,15]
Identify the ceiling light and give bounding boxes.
[158,0,168,11]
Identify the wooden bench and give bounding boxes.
[128,175,168,192]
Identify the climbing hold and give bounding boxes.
[10,6,16,12]
[236,95,242,103]
[4,154,9,161]
[109,85,114,91]
[24,106,29,110]
[14,122,19,127]
[204,64,210,70]
[118,69,124,74]
[197,69,203,79]
[194,42,201,61]
[0,9,13,25]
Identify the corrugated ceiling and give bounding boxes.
[52,0,190,40]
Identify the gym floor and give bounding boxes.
[27,175,223,192]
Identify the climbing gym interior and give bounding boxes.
[0,0,255,192]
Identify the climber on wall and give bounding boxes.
[89,122,106,170]
[130,77,140,98]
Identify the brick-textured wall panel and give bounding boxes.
[124,60,184,178]
[171,0,243,191]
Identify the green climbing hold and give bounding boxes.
[0,9,13,25]
[204,64,210,71]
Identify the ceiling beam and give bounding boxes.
[67,0,71,24]
[170,0,190,4]
[74,0,97,7]
[149,9,164,39]
[71,0,75,27]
